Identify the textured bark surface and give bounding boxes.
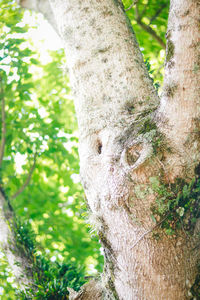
[68,280,103,300]
[19,0,200,299]
[158,0,200,179]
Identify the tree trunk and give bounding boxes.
[0,189,32,289]
[20,0,200,299]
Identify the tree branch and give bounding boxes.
[158,0,200,168]
[137,19,166,49]
[11,152,37,199]
[149,3,168,25]
[0,77,6,168]
[125,0,138,12]
[134,2,166,49]
[138,0,149,19]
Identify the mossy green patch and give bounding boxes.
[165,83,177,98]
[150,175,200,236]
[136,117,167,155]
[166,40,175,62]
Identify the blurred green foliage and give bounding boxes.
[0,0,169,298]
[0,250,17,300]
[13,218,87,299]
[123,0,169,86]
[0,0,103,298]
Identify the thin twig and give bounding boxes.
[0,76,6,168]
[139,0,149,18]
[134,1,140,20]
[125,0,166,48]
[149,3,167,25]
[134,0,149,20]
[125,0,138,11]
[11,152,37,199]
[133,1,166,49]
[130,213,170,249]
[136,19,166,49]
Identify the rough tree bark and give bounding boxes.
[19,0,200,299]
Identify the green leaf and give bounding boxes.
[13,26,28,33]
[30,58,39,65]
[151,214,157,223]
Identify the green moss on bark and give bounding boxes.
[150,174,200,236]
[166,40,175,62]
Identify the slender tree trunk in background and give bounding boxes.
[0,190,32,289]
[19,0,58,33]
[20,0,200,299]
